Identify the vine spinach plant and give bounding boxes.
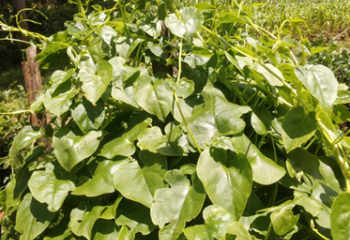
[1,0,350,239]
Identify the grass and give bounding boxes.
[247,0,350,40]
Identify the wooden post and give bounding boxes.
[22,46,43,126]
[21,47,51,149]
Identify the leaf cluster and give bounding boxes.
[1,1,350,240]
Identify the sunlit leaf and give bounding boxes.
[151,170,205,240]
[295,65,338,109]
[197,147,252,219]
[53,129,102,171]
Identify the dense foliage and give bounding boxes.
[1,0,350,239]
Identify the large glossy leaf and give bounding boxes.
[69,201,106,240]
[183,205,234,240]
[164,7,204,38]
[134,74,173,122]
[72,160,122,197]
[9,126,42,168]
[231,133,286,185]
[295,65,338,109]
[115,199,156,235]
[15,193,55,240]
[197,147,252,219]
[79,60,113,104]
[53,129,102,171]
[151,170,206,240]
[99,113,151,158]
[28,165,75,212]
[186,83,250,148]
[44,88,77,116]
[71,99,105,133]
[137,127,184,156]
[271,205,299,235]
[279,106,317,152]
[331,192,350,240]
[113,151,167,208]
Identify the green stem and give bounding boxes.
[317,121,350,192]
[76,0,85,14]
[174,39,202,154]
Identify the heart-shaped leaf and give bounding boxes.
[197,147,252,219]
[151,170,206,240]
[28,165,75,212]
[113,151,167,208]
[134,74,173,122]
[79,60,113,104]
[53,129,102,172]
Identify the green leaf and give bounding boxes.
[336,90,350,104]
[226,222,252,240]
[167,78,195,99]
[72,160,121,197]
[109,57,140,108]
[271,205,299,235]
[197,147,252,219]
[295,65,338,109]
[164,7,204,38]
[113,151,167,208]
[194,2,215,10]
[44,88,77,116]
[79,60,113,104]
[183,54,210,68]
[255,63,284,87]
[151,170,206,240]
[137,127,184,156]
[279,106,317,152]
[333,105,350,124]
[134,75,173,122]
[288,148,341,192]
[115,37,144,60]
[69,201,106,240]
[140,18,162,39]
[99,113,151,158]
[331,192,350,240]
[28,165,75,212]
[50,69,75,93]
[186,83,250,148]
[100,26,117,45]
[53,129,102,172]
[15,193,55,240]
[92,220,120,240]
[183,205,234,240]
[71,99,105,133]
[164,13,186,38]
[231,133,286,185]
[115,199,156,235]
[9,126,42,168]
[218,11,246,24]
[250,106,273,135]
[35,42,70,69]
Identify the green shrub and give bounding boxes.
[1,1,350,240]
